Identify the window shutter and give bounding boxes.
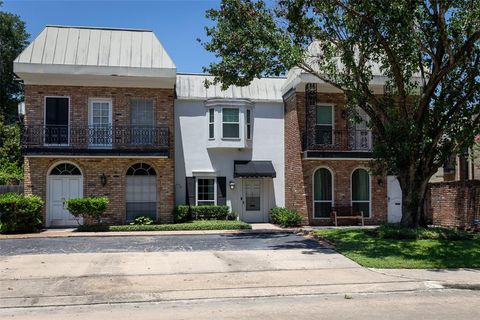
[185,177,196,205]
[217,177,227,205]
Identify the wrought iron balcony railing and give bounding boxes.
[21,125,169,151]
[302,126,373,152]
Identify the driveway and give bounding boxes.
[1,232,479,319]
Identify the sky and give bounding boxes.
[2,0,220,73]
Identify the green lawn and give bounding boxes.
[77,220,251,232]
[314,228,480,269]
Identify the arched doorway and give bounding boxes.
[125,163,157,222]
[47,162,83,227]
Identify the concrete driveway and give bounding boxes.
[1,232,479,319]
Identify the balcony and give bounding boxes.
[302,126,373,158]
[21,125,169,156]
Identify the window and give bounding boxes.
[50,163,81,176]
[315,105,333,145]
[45,97,69,145]
[352,168,370,217]
[246,109,252,140]
[126,163,157,222]
[196,178,216,206]
[222,108,239,139]
[208,109,215,139]
[130,99,154,144]
[89,99,112,146]
[313,168,333,218]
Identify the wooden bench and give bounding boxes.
[331,206,365,226]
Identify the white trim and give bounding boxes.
[315,103,335,146]
[208,108,215,140]
[312,166,334,219]
[88,98,113,148]
[221,107,240,139]
[46,160,83,228]
[43,96,71,146]
[195,177,217,206]
[350,167,372,218]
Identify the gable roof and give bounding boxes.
[176,73,285,102]
[14,25,176,81]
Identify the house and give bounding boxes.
[15,25,400,227]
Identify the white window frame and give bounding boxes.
[43,96,71,146]
[315,104,335,145]
[88,98,113,148]
[222,107,240,139]
[208,108,215,140]
[195,177,217,206]
[246,109,252,140]
[312,166,334,219]
[350,167,372,218]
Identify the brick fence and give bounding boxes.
[427,180,480,230]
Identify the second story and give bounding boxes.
[15,26,176,157]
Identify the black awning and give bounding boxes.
[234,161,276,178]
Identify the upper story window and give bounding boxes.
[316,105,333,145]
[208,108,215,139]
[222,108,240,139]
[246,109,252,140]
[130,99,154,144]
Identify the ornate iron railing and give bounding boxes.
[21,125,169,150]
[302,126,373,151]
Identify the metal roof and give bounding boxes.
[176,74,285,102]
[14,25,176,78]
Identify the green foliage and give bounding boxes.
[0,193,43,233]
[0,3,29,119]
[270,207,303,227]
[129,216,154,225]
[314,228,480,268]
[0,121,22,184]
[369,224,474,241]
[174,205,230,222]
[65,197,109,224]
[77,220,251,232]
[202,0,480,227]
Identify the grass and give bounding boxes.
[76,220,252,232]
[314,227,480,269]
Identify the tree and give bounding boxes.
[200,0,480,227]
[0,0,29,121]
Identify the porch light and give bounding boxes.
[229,180,236,190]
[100,173,107,186]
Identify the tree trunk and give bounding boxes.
[398,170,430,228]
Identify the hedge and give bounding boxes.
[65,197,109,224]
[0,193,44,233]
[77,220,251,232]
[174,205,230,222]
[270,207,303,227]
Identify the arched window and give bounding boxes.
[352,168,370,217]
[50,163,81,175]
[125,163,157,222]
[313,168,333,218]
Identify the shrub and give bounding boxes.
[270,207,303,227]
[174,205,230,222]
[0,193,43,233]
[173,205,191,223]
[129,216,154,225]
[65,197,109,225]
[370,224,475,241]
[77,220,251,232]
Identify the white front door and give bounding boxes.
[387,176,402,223]
[48,176,83,227]
[242,179,265,223]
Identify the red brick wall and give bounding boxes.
[24,156,175,225]
[284,90,388,225]
[428,181,480,229]
[23,84,175,225]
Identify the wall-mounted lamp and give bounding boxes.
[100,173,108,186]
[377,178,383,187]
[229,180,236,190]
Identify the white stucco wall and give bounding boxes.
[174,99,285,218]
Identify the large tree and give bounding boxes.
[0,0,29,121]
[200,0,480,227]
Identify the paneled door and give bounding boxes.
[48,176,83,227]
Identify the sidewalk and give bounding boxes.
[0,223,293,239]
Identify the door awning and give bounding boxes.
[234,161,276,178]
